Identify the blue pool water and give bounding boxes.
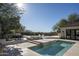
[29,40,75,56]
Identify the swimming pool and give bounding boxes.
[29,40,75,56]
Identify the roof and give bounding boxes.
[61,21,79,28]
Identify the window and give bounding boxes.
[66,29,71,36]
[76,29,79,36]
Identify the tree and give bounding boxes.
[67,13,79,22]
[53,13,79,32]
[0,3,24,39]
[53,19,67,32]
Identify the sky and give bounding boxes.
[20,3,79,32]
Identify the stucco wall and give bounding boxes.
[60,28,66,38]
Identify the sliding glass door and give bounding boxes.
[66,29,76,39]
[76,29,79,39]
[71,29,76,39]
[66,29,71,39]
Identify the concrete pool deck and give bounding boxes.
[5,39,79,56]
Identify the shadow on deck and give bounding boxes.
[0,47,23,56]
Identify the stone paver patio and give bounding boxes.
[2,39,79,56]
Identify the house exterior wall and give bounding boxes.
[60,28,66,38]
[60,26,79,39]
